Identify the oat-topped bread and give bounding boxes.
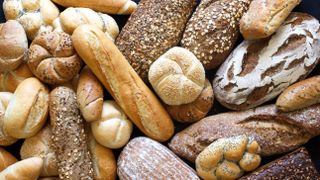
[181,0,251,70]
[115,0,196,81]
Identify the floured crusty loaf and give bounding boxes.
[0,147,17,172]
[148,47,205,106]
[213,12,320,110]
[118,137,200,180]
[0,92,17,146]
[3,0,60,40]
[116,0,196,81]
[169,104,320,162]
[27,31,82,85]
[181,0,251,70]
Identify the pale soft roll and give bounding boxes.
[0,147,17,172]
[0,92,17,146]
[4,77,49,139]
[3,0,60,40]
[149,47,205,106]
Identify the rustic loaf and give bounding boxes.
[213,12,320,110]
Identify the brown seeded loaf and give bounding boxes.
[0,147,17,172]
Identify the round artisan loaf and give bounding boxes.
[3,0,60,40]
[0,147,17,171]
[4,77,49,139]
[148,47,205,106]
[91,100,133,149]
[27,31,82,85]
[0,92,17,146]
[0,20,28,72]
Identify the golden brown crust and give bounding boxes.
[0,147,17,172]
[0,92,17,146]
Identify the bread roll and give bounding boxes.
[0,20,28,72]
[51,0,137,15]
[166,79,214,123]
[148,47,205,106]
[181,0,251,70]
[115,0,196,81]
[38,178,59,180]
[240,0,301,40]
[77,66,103,122]
[0,157,43,180]
[3,0,60,40]
[50,86,94,179]
[0,92,17,146]
[4,77,49,139]
[276,76,320,112]
[53,7,119,41]
[20,125,58,177]
[91,101,132,149]
[72,25,174,142]
[0,62,34,92]
[0,92,13,108]
[0,147,17,172]
[27,31,82,85]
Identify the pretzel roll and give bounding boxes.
[3,0,60,40]
[91,101,133,149]
[77,66,103,122]
[0,147,17,171]
[196,135,261,180]
[4,77,49,139]
[0,92,17,146]
[148,47,205,106]
[27,31,82,85]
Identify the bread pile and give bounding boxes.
[0,0,320,179]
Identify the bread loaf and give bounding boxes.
[53,7,119,41]
[0,62,34,92]
[276,75,320,112]
[148,47,205,106]
[20,125,58,177]
[181,0,251,70]
[91,101,132,149]
[166,79,214,123]
[240,0,301,40]
[118,137,200,180]
[51,0,137,15]
[0,20,28,72]
[77,66,103,122]
[4,77,49,139]
[0,92,17,146]
[213,12,320,110]
[50,86,94,179]
[3,0,60,40]
[0,147,17,172]
[72,25,174,142]
[115,0,196,81]
[169,104,320,162]
[27,31,82,85]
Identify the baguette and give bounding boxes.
[72,25,174,142]
[0,147,17,172]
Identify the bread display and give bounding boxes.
[3,0,60,40]
[196,135,261,180]
[166,79,214,123]
[181,0,251,70]
[0,20,28,72]
[20,125,58,177]
[148,47,205,105]
[213,13,320,111]
[118,137,200,180]
[51,0,137,15]
[77,66,103,123]
[50,86,94,179]
[240,0,301,40]
[276,75,320,112]
[115,0,196,81]
[240,147,320,179]
[27,31,82,85]
[53,7,119,41]
[169,104,320,162]
[4,77,49,139]
[72,25,174,142]
[0,92,17,146]
[0,147,17,172]
[0,157,43,180]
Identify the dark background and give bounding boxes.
[1,0,320,177]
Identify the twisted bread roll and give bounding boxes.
[0,20,28,72]
[0,147,17,172]
[0,92,17,146]
[149,47,205,106]
[91,101,133,149]
[51,0,137,15]
[196,135,261,180]
[53,7,119,41]
[3,0,59,40]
